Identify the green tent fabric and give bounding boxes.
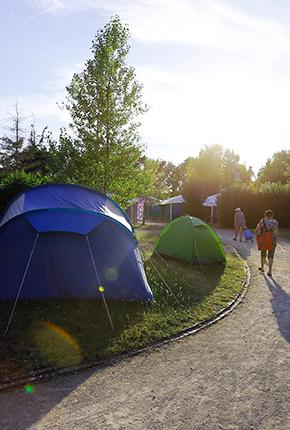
[155,216,225,264]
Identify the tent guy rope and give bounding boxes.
[140,243,181,304]
[4,232,40,336]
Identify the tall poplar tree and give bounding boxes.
[63,16,148,205]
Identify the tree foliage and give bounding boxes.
[20,124,51,174]
[0,105,51,175]
[182,144,253,217]
[0,104,25,171]
[258,150,290,184]
[139,158,171,200]
[59,16,149,206]
[161,160,193,196]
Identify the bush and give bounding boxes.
[218,184,290,228]
[0,171,52,215]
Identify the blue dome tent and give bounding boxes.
[0,184,153,304]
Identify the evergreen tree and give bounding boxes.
[0,104,25,170]
[20,123,50,173]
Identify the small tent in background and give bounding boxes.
[159,195,185,221]
[155,215,225,264]
[0,184,153,302]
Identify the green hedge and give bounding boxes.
[218,184,290,228]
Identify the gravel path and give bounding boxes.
[1,229,290,430]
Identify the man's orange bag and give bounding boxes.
[256,231,273,251]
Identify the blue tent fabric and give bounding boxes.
[0,183,133,232]
[0,184,153,302]
[25,209,105,234]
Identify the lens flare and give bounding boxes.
[105,266,119,281]
[24,384,35,394]
[32,321,82,367]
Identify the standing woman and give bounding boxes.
[233,208,246,242]
[255,209,278,277]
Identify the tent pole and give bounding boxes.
[86,236,101,285]
[4,232,39,336]
[85,235,114,330]
[193,240,204,270]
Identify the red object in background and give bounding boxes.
[136,199,145,223]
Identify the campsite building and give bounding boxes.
[126,196,160,224]
[159,195,185,221]
[127,194,186,224]
[127,193,218,225]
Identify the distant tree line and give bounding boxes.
[182,146,290,226]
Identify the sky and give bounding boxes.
[1,0,290,174]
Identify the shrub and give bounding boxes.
[218,184,290,228]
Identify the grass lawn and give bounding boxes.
[0,223,246,384]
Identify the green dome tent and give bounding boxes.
[155,216,225,264]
